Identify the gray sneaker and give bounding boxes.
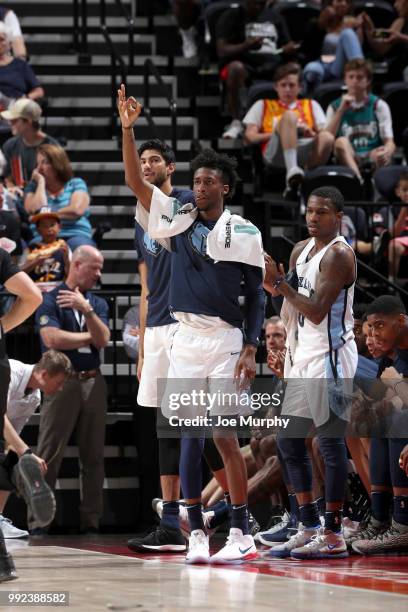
[346,515,389,550]
[0,515,28,539]
[352,519,408,555]
[14,455,56,528]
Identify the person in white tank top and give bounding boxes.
[263,186,358,561]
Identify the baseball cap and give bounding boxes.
[1,98,42,122]
[31,207,60,225]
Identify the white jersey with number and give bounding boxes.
[293,235,356,366]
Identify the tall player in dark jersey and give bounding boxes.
[126,140,229,553]
[118,85,265,564]
[0,250,42,580]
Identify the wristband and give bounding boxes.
[84,308,95,317]
[272,275,285,290]
[23,448,33,455]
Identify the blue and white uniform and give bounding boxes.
[157,212,265,420]
[282,236,358,427]
[135,187,193,407]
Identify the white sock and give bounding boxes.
[283,148,297,172]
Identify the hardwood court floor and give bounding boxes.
[3,536,408,611]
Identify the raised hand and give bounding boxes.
[117,83,142,129]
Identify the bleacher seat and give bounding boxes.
[301,165,364,201]
[277,1,320,42]
[374,165,406,202]
[246,81,277,108]
[382,82,408,146]
[353,0,397,27]
[313,81,344,111]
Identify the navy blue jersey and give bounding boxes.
[134,187,194,327]
[36,283,109,371]
[393,349,408,376]
[169,217,265,346]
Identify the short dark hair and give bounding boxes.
[190,149,238,199]
[138,139,176,165]
[344,58,373,82]
[397,171,408,186]
[365,295,406,317]
[353,303,369,321]
[309,186,344,212]
[274,62,302,83]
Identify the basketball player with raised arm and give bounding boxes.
[264,186,358,559]
[118,85,265,565]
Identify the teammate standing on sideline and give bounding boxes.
[264,186,358,560]
[118,85,265,564]
[0,247,42,579]
[127,139,194,552]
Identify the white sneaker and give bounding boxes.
[0,515,29,539]
[210,528,258,565]
[286,165,305,188]
[291,528,348,560]
[268,524,318,558]
[180,27,197,59]
[222,119,243,139]
[185,529,210,564]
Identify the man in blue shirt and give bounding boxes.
[118,85,265,564]
[31,245,110,534]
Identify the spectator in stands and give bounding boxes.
[172,0,201,59]
[326,59,395,183]
[0,183,20,259]
[302,0,364,94]
[385,171,408,282]
[21,208,70,290]
[0,5,27,60]
[24,144,94,252]
[1,99,58,190]
[122,305,140,362]
[243,62,333,197]
[30,245,110,535]
[362,0,408,80]
[0,23,44,146]
[264,316,286,376]
[0,350,72,539]
[216,0,297,139]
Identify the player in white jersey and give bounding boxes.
[264,186,357,560]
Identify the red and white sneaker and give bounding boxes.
[210,528,258,565]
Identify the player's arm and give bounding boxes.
[2,271,42,333]
[263,241,307,296]
[117,84,153,211]
[40,326,92,351]
[4,414,31,456]
[266,243,355,325]
[235,265,265,384]
[137,260,148,382]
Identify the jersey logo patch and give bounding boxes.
[143,233,163,257]
[39,315,49,326]
[188,222,211,260]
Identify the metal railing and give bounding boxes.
[144,58,178,153]
[100,24,128,137]
[72,0,90,61]
[100,0,135,69]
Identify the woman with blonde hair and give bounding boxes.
[24,144,94,251]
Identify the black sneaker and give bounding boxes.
[127,526,186,553]
[0,528,17,582]
[13,455,56,528]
